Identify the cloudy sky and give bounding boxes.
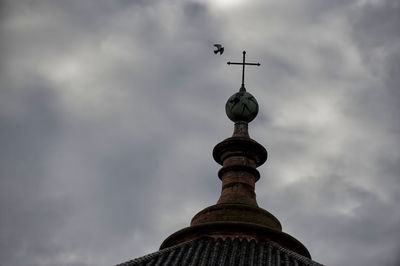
[1,0,399,265]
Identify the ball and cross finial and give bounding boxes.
[225,51,260,123]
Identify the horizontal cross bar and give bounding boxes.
[227,62,260,66]
[227,51,261,89]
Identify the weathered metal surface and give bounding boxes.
[226,90,259,123]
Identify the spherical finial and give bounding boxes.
[225,89,259,123]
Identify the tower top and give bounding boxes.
[117,49,322,265]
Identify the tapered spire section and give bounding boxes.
[160,51,312,259]
[212,84,265,206]
[189,83,274,227]
[190,51,272,227]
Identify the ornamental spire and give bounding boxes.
[160,50,312,259]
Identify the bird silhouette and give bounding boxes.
[214,44,224,55]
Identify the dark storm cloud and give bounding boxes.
[0,75,69,265]
[1,0,399,266]
[261,173,400,265]
[258,1,400,265]
[348,0,400,128]
[1,1,221,265]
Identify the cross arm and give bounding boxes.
[227,51,261,89]
[227,62,260,66]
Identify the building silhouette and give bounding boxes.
[117,52,323,265]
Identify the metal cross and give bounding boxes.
[227,51,260,91]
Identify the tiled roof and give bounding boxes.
[117,237,323,266]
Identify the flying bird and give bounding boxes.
[214,44,224,55]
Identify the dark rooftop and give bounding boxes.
[117,237,323,266]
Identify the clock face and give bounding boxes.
[225,91,258,123]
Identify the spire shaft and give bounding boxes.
[242,51,245,87]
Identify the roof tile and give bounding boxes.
[117,237,323,266]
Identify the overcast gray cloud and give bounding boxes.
[1,0,399,265]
